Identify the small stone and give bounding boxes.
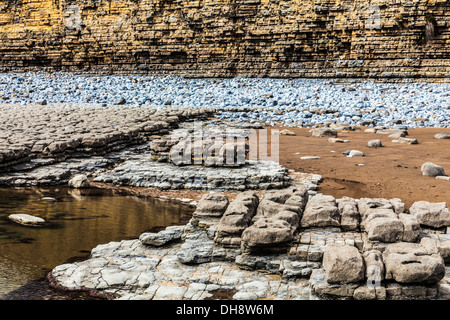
[42,197,57,202]
[434,133,450,139]
[348,150,364,157]
[421,162,445,177]
[328,138,349,143]
[114,97,127,105]
[368,139,382,148]
[436,176,450,181]
[280,129,296,136]
[68,174,90,188]
[311,128,338,137]
[8,214,45,226]
[392,137,418,144]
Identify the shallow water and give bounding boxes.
[0,187,193,297]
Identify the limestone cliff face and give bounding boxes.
[0,0,449,78]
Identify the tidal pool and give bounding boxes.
[0,187,193,297]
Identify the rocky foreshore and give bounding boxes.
[0,82,449,301]
[0,103,215,173]
[0,104,293,192]
[50,189,450,300]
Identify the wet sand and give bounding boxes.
[90,125,450,210]
[275,126,450,208]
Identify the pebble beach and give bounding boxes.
[1,72,449,128]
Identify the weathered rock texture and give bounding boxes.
[0,0,449,79]
[0,103,214,173]
[241,187,308,253]
[49,190,450,300]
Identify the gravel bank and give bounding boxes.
[0,72,449,128]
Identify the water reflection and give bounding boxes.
[0,187,193,296]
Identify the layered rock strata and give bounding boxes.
[0,103,214,173]
[0,0,449,79]
[50,191,450,300]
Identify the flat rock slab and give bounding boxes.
[93,158,291,191]
[139,226,185,247]
[0,103,214,172]
[311,128,338,137]
[280,129,296,136]
[392,137,419,145]
[50,229,313,300]
[0,155,116,186]
[8,214,45,226]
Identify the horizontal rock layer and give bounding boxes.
[0,103,214,173]
[0,0,449,79]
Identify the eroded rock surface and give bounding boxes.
[50,191,450,300]
[383,238,445,284]
[322,244,364,284]
[409,201,450,229]
[301,195,340,228]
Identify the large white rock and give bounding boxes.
[8,214,45,226]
